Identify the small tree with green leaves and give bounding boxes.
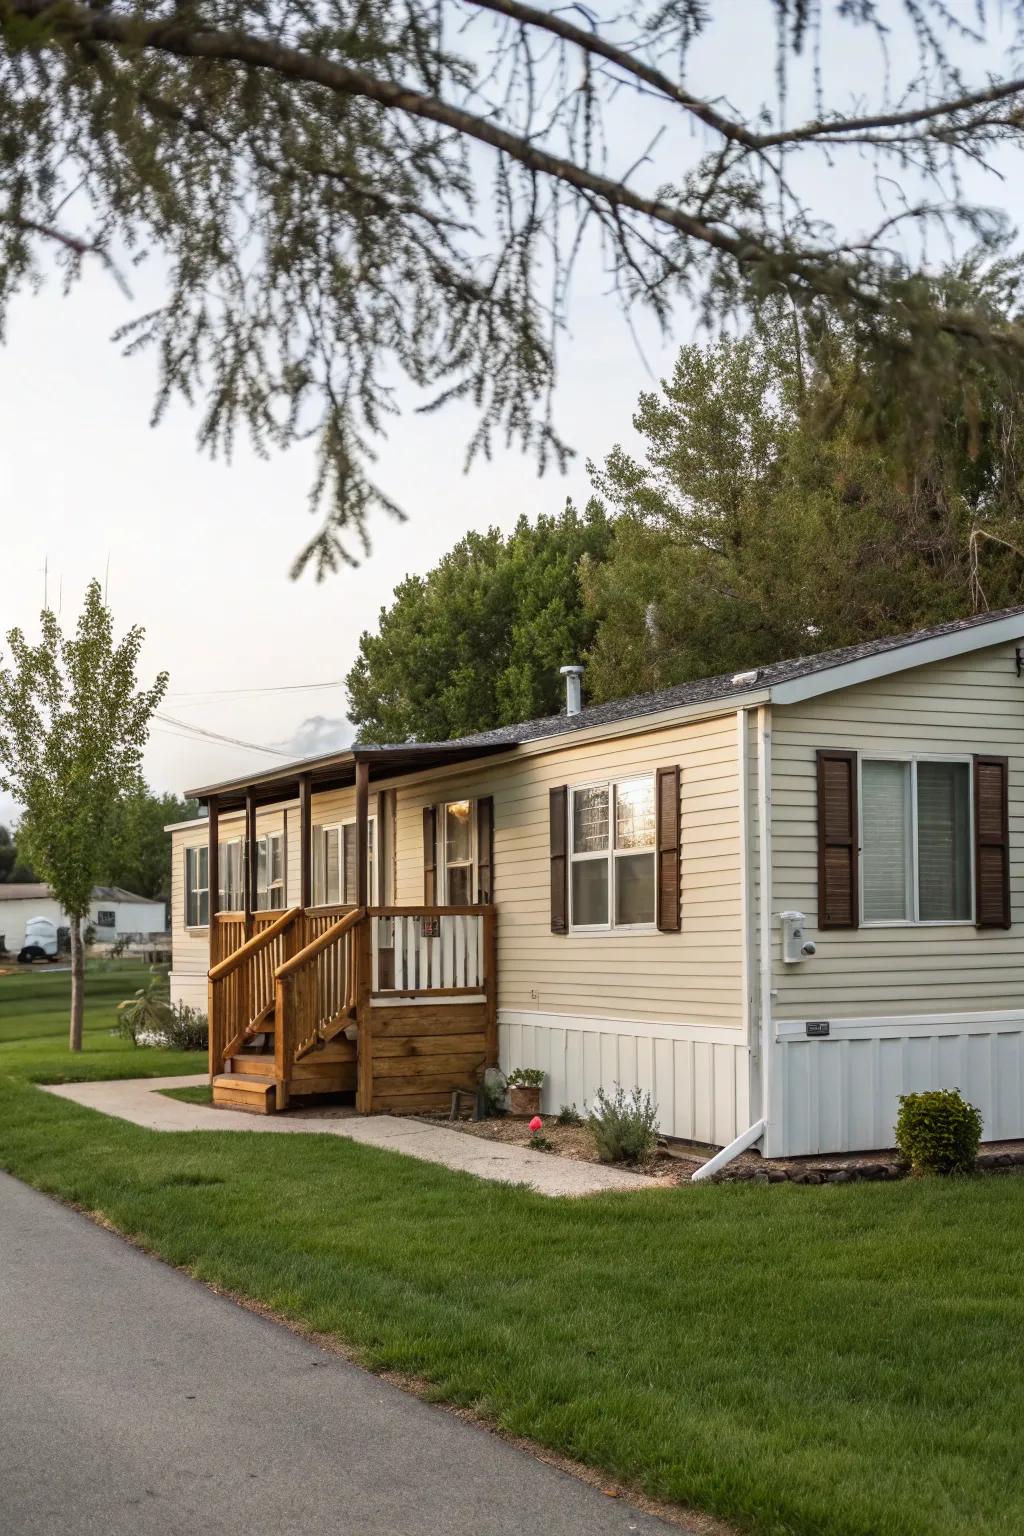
[0,581,168,1049]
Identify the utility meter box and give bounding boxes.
[780,910,816,964]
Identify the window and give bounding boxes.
[96,909,116,929]
[255,831,286,910]
[219,838,243,911]
[443,800,474,904]
[185,845,209,928]
[569,776,656,929]
[861,757,972,924]
[313,818,375,906]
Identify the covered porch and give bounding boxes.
[193,743,502,1115]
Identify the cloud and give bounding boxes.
[275,715,353,760]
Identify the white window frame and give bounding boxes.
[858,752,975,927]
[441,800,476,905]
[568,774,657,934]
[185,844,209,929]
[255,830,286,910]
[313,816,376,906]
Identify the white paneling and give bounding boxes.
[770,1013,1024,1154]
[499,1010,751,1147]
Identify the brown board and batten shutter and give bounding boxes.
[476,796,494,903]
[974,755,1011,929]
[422,805,438,904]
[817,749,859,929]
[655,765,681,932]
[549,786,568,933]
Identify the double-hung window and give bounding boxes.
[185,845,209,928]
[255,831,286,910]
[219,838,243,911]
[569,776,656,929]
[442,800,475,904]
[313,818,375,906]
[860,756,972,924]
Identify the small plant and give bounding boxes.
[116,974,173,1044]
[477,1067,507,1119]
[895,1088,982,1176]
[556,1103,583,1126]
[528,1115,554,1152]
[158,1003,209,1052]
[507,1068,545,1088]
[587,1084,659,1165]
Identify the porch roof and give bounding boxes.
[186,740,514,810]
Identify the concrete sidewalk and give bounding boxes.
[41,1075,654,1196]
[0,1170,686,1536]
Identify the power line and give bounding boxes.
[154,713,293,757]
[164,678,346,703]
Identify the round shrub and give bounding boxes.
[894,1088,982,1176]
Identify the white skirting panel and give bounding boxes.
[499,1010,751,1148]
[169,972,208,1013]
[771,1012,1024,1156]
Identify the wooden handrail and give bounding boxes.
[209,906,301,981]
[275,906,365,980]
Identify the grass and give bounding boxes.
[2,971,1024,1535]
[159,1084,213,1106]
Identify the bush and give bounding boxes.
[556,1103,583,1126]
[587,1085,659,1165]
[116,975,173,1044]
[158,1004,209,1052]
[895,1088,983,1176]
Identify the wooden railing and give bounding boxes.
[370,906,493,995]
[211,911,247,969]
[208,907,302,1076]
[274,906,365,1109]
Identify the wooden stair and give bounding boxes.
[212,1072,276,1113]
[212,1037,359,1114]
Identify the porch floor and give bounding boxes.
[41,1076,653,1197]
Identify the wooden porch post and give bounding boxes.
[207,796,221,1080]
[244,789,257,938]
[207,797,220,963]
[299,772,312,910]
[355,759,369,907]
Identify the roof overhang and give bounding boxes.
[770,611,1024,706]
[186,741,516,811]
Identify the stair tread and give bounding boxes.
[214,1072,275,1087]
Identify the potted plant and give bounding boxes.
[507,1067,545,1116]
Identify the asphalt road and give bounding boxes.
[0,1172,682,1536]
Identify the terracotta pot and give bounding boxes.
[508,1084,542,1116]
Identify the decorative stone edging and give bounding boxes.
[711,1148,1024,1184]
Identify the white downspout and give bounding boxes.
[757,704,774,1155]
[691,1117,767,1181]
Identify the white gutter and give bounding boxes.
[691,1118,767,1181]
[737,708,757,1058]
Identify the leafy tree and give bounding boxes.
[102,789,200,903]
[0,824,38,883]
[582,272,1024,700]
[0,582,168,1049]
[347,502,612,741]
[5,3,1024,569]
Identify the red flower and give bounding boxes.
[529,1115,543,1133]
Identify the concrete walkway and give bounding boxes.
[0,1171,685,1536]
[42,1075,654,1196]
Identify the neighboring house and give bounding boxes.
[169,606,1024,1156]
[0,884,167,954]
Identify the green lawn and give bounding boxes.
[159,1083,214,1105]
[2,972,1023,1535]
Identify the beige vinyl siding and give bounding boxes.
[393,714,744,1027]
[771,639,1024,1019]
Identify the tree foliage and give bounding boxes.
[102,789,199,902]
[0,581,168,1047]
[5,2,1024,569]
[582,269,1024,700]
[0,823,36,883]
[346,501,612,741]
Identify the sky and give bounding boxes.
[1,4,1021,827]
